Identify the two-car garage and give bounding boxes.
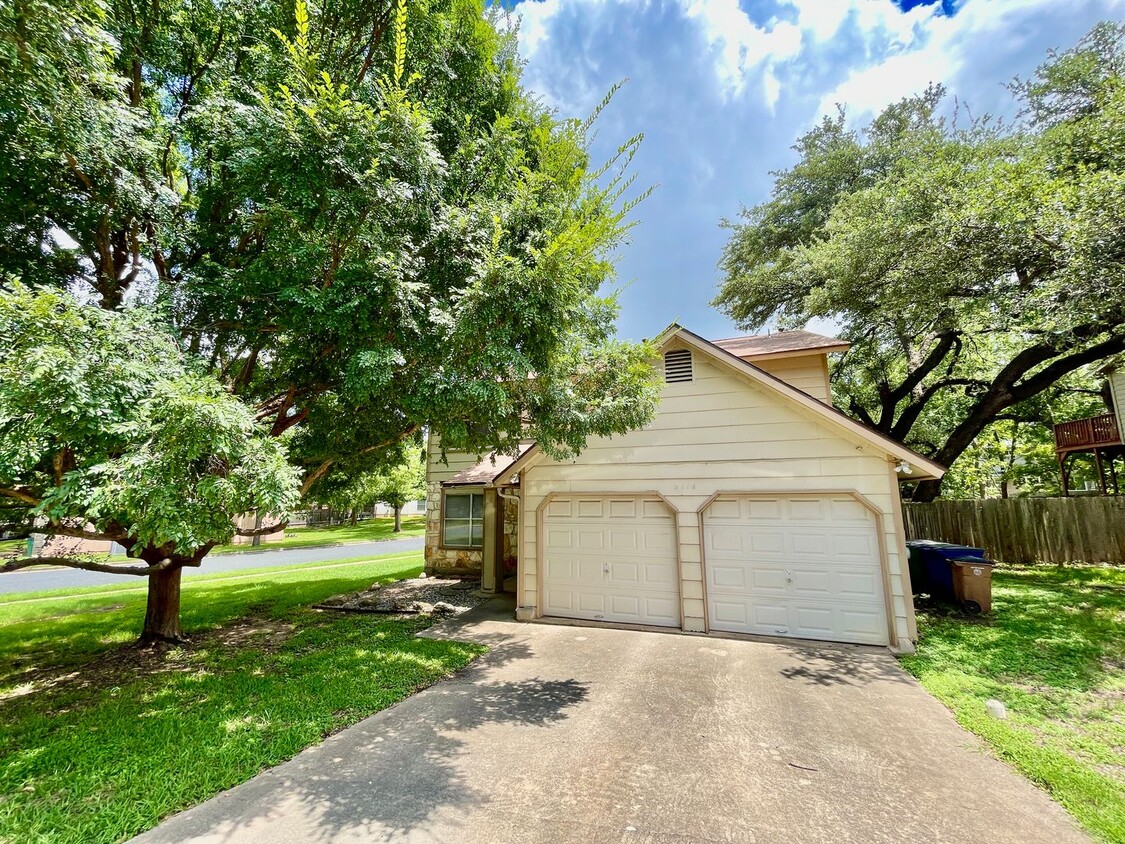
[539,493,890,646]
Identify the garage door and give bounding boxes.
[703,495,888,645]
[542,496,680,627]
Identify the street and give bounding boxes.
[0,537,425,596]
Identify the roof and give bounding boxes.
[712,329,850,360]
[443,442,536,487]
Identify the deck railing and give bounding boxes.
[1053,413,1122,452]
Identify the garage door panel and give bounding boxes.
[710,564,747,589]
[544,496,679,628]
[704,495,889,646]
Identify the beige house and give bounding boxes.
[425,326,944,652]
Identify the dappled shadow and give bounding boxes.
[908,567,1125,694]
[135,646,589,844]
[775,640,912,687]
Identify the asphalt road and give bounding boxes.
[0,537,425,596]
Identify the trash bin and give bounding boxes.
[905,540,993,610]
[951,558,996,614]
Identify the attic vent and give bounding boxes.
[664,349,693,383]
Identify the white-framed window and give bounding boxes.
[442,491,484,548]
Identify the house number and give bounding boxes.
[671,482,697,491]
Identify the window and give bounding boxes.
[443,492,484,548]
[664,348,693,383]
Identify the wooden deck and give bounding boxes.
[1054,413,1123,453]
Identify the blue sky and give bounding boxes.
[508,0,1125,341]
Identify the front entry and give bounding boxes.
[703,494,889,645]
[541,495,680,627]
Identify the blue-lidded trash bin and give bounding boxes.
[906,540,989,603]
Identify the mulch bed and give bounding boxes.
[312,576,488,617]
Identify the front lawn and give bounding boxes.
[214,515,425,553]
[0,551,484,844]
[901,566,1125,843]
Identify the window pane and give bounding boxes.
[471,493,484,519]
[444,521,471,547]
[445,494,471,519]
[470,522,484,546]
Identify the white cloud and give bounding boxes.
[506,0,1125,340]
[680,0,801,97]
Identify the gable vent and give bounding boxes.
[663,349,693,383]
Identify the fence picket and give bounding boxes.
[902,497,1125,564]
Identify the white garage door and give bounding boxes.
[542,496,680,627]
[704,495,888,645]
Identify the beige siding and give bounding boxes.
[425,432,483,484]
[750,354,832,404]
[519,351,913,645]
[1110,370,1125,433]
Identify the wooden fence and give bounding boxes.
[902,497,1125,565]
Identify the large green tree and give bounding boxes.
[715,24,1125,500]
[0,0,658,640]
[312,446,426,530]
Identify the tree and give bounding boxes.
[312,447,425,529]
[715,23,1125,500]
[370,451,427,532]
[0,0,659,640]
[0,286,300,642]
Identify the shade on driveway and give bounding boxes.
[132,601,1087,844]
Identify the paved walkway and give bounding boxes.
[132,601,1087,844]
[0,537,424,595]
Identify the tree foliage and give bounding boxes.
[0,286,300,560]
[312,446,426,526]
[0,0,657,639]
[715,23,1125,500]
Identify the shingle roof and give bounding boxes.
[443,442,536,487]
[712,329,849,359]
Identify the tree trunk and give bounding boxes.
[349,508,358,526]
[140,565,186,644]
[393,505,402,533]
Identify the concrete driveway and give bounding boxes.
[133,601,1087,844]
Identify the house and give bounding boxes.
[424,326,944,651]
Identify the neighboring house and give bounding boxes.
[1052,361,1125,496]
[425,326,944,651]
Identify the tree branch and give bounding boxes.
[0,556,174,576]
[0,487,39,506]
[234,521,288,537]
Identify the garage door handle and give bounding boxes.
[603,563,610,574]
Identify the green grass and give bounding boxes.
[900,565,1125,843]
[0,537,27,555]
[0,551,484,844]
[214,515,425,553]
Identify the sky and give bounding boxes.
[507,0,1125,341]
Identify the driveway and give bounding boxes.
[0,537,425,595]
[133,602,1087,844]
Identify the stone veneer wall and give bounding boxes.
[501,493,519,572]
[423,482,520,577]
[423,481,482,575]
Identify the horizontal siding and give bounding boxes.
[1110,370,1125,427]
[753,355,830,403]
[520,353,912,644]
[426,432,484,484]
